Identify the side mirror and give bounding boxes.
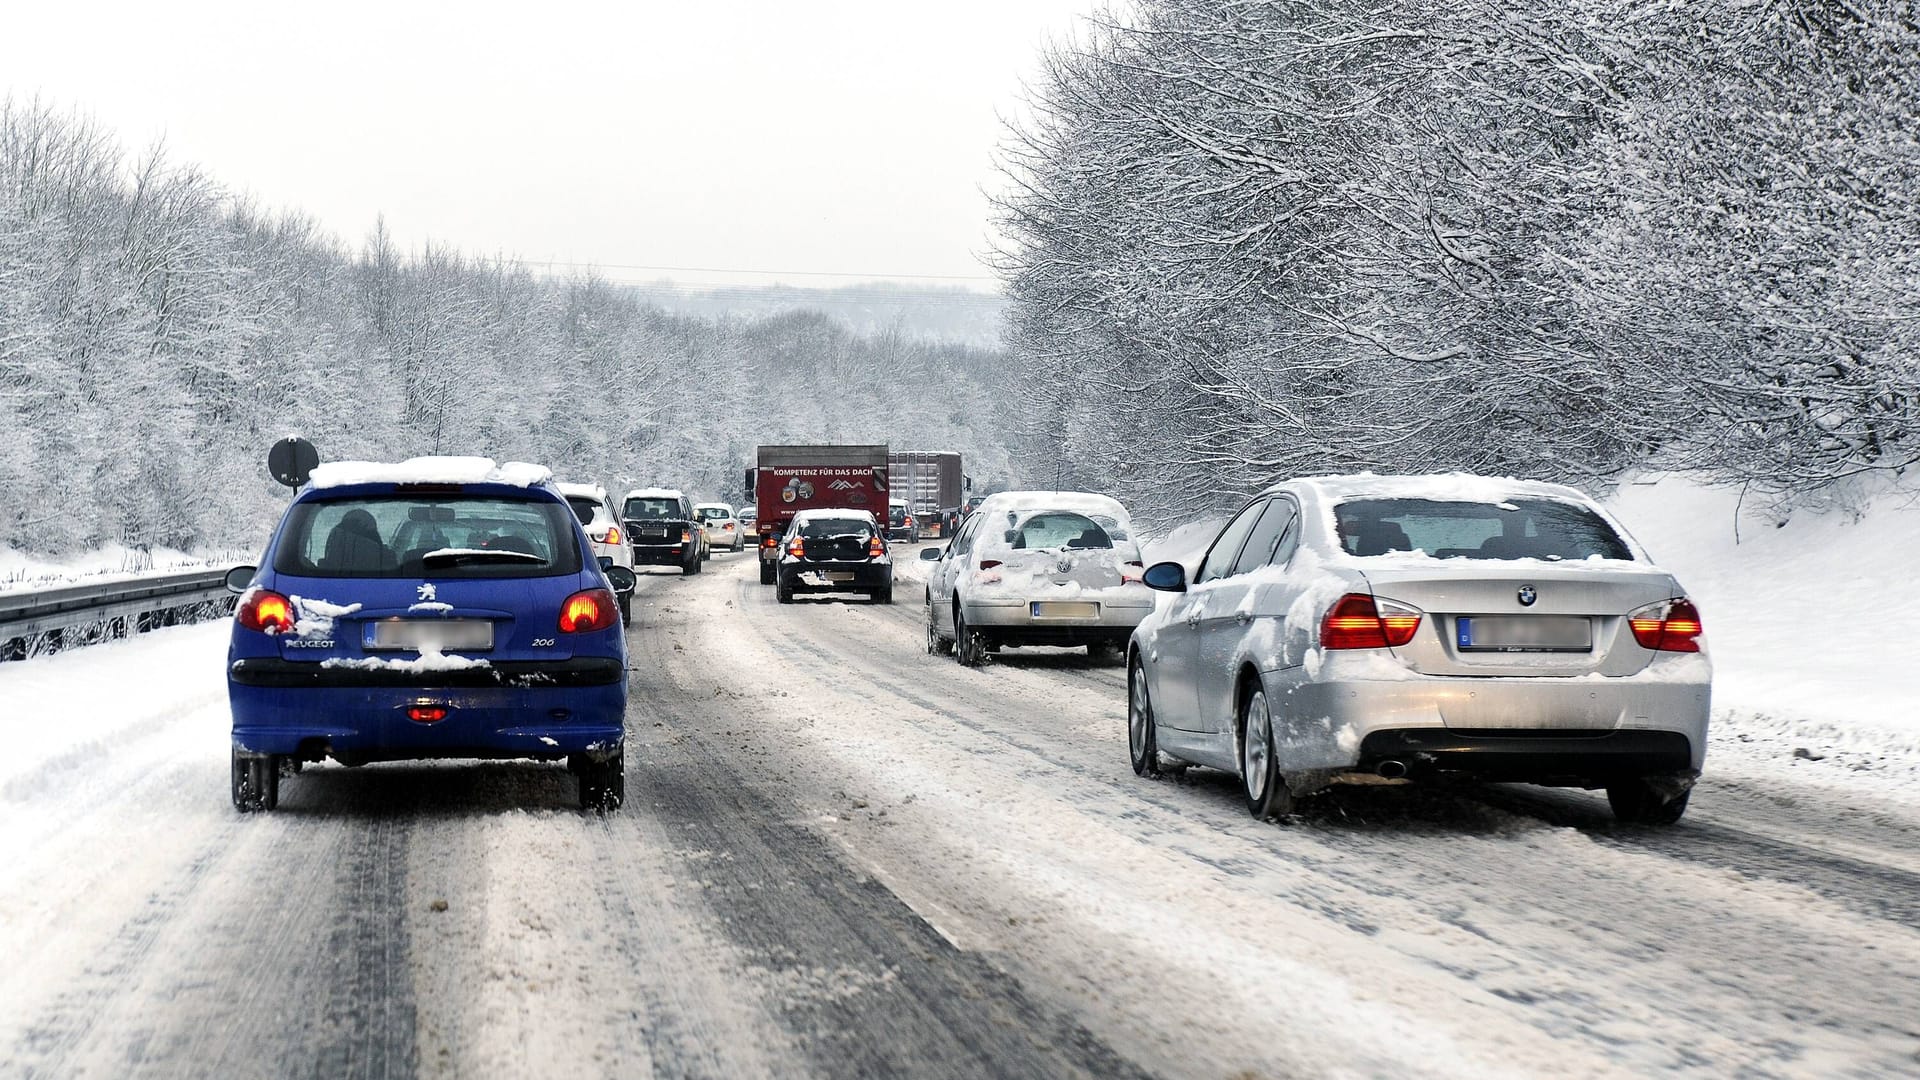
[604,565,638,596]
[918,547,942,562]
[1003,530,1018,544]
[224,565,258,594]
[1142,561,1187,593]
[597,556,614,569]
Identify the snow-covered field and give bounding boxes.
[3,479,1919,1078]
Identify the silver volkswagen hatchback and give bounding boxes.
[1128,475,1711,824]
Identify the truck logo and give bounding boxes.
[829,479,857,491]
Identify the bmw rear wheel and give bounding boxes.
[1128,657,1162,778]
[1241,687,1293,820]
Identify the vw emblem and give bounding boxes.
[1517,585,1537,607]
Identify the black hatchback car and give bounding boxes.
[776,509,893,604]
[622,488,702,575]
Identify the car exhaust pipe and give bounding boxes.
[1376,760,1408,780]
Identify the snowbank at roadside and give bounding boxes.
[0,544,243,596]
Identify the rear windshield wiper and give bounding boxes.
[422,548,546,568]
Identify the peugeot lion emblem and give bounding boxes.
[1517,584,1538,607]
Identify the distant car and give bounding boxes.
[887,499,920,543]
[922,491,1151,666]
[739,506,759,533]
[777,508,893,605]
[623,488,702,575]
[1126,474,1712,825]
[558,482,635,621]
[224,455,636,812]
[695,502,745,552]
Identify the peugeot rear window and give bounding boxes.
[1333,498,1633,561]
[274,495,583,578]
[624,498,681,519]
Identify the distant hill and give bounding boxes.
[621,281,1006,348]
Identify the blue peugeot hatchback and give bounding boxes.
[224,450,637,812]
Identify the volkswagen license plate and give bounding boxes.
[365,619,493,652]
[1456,616,1591,652]
[1032,601,1099,619]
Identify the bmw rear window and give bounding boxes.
[1333,498,1633,561]
[274,495,583,578]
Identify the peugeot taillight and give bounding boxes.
[788,536,806,558]
[1628,598,1703,653]
[559,588,618,633]
[237,588,295,634]
[1320,593,1422,650]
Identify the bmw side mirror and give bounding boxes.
[604,566,638,596]
[224,565,258,594]
[918,547,942,562]
[1142,561,1187,592]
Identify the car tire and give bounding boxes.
[231,749,279,812]
[954,607,987,667]
[1606,777,1691,825]
[577,749,624,812]
[926,596,953,655]
[873,587,893,605]
[759,560,775,585]
[685,553,701,576]
[1240,686,1293,820]
[1088,640,1124,665]
[777,576,794,604]
[619,596,632,624]
[1127,656,1162,778]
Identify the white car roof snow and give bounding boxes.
[624,487,684,500]
[307,457,551,490]
[556,482,609,502]
[791,508,877,524]
[692,502,734,512]
[1284,473,1600,506]
[972,490,1133,522]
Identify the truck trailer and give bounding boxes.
[748,444,890,584]
[887,451,967,540]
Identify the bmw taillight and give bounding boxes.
[788,536,806,558]
[1629,598,1703,653]
[237,588,294,634]
[868,535,886,559]
[1321,593,1422,650]
[559,588,618,633]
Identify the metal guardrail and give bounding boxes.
[0,568,235,660]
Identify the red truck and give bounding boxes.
[748,444,890,584]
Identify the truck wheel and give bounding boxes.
[232,749,279,812]
[759,560,775,585]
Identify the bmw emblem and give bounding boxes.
[1517,585,1538,607]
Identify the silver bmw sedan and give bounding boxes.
[1128,475,1711,824]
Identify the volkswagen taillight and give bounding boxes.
[559,588,618,633]
[237,588,295,634]
[1628,598,1703,653]
[1320,593,1422,650]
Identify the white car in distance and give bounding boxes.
[558,482,636,622]
[695,502,745,552]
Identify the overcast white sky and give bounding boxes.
[2,1,1104,290]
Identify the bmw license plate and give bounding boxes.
[365,619,493,652]
[1032,601,1099,619]
[1456,616,1590,652]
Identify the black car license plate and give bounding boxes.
[1456,616,1591,652]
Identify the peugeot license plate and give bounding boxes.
[1456,616,1591,652]
[364,619,493,652]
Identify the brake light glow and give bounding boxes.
[237,589,294,634]
[1628,598,1703,653]
[1320,593,1422,650]
[559,588,618,633]
[407,705,447,723]
[868,535,886,559]
[788,536,806,559]
[604,525,621,545]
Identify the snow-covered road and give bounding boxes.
[4,547,1919,1078]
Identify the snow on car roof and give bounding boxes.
[792,508,877,523]
[692,502,733,511]
[555,482,608,501]
[307,457,552,490]
[1286,473,1600,506]
[623,487,684,500]
[972,490,1133,519]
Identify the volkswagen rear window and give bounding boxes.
[274,495,583,578]
[1333,498,1633,561]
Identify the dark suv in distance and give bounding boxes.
[622,488,702,575]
